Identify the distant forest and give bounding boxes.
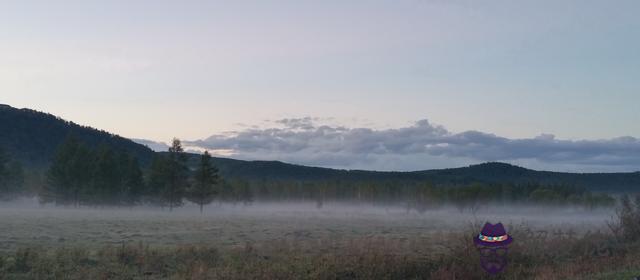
[0,136,616,212]
[3,104,640,192]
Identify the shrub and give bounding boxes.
[615,194,640,242]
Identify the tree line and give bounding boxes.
[0,136,620,212]
[41,136,219,212]
[197,179,615,212]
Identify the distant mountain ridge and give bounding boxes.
[1,104,639,192]
[202,158,640,192]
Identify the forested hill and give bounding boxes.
[411,163,640,191]
[0,104,155,167]
[2,104,639,192]
[201,158,640,192]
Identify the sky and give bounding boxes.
[1,0,639,172]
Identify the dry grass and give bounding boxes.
[0,226,638,280]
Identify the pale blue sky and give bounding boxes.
[2,1,639,171]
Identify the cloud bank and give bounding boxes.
[178,118,640,172]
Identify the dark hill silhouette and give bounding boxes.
[0,104,155,167]
[2,104,638,192]
[197,159,640,192]
[410,162,640,191]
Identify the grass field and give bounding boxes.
[0,200,637,279]
[0,201,613,251]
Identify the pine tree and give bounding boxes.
[147,155,168,206]
[164,138,189,210]
[69,142,93,206]
[120,154,145,205]
[43,135,76,204]
[0,148,23,199]
[187,151,219,213]
[91,144,120,204]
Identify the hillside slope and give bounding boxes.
[201,158,640,192]
[0,104,155,167]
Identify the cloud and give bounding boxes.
[183,118,640,172]
[131,138,169,152]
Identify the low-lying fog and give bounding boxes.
[0,198,615,252]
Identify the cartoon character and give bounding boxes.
[474,222,513,274]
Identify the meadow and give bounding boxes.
[0,200,638,279]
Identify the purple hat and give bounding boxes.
[474,222,513,247]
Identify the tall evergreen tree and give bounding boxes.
[91,144,120,204]
[147,154,168,206]
[187,151,219,213]
[68,141,93,205]
[0,147,23,199]
[119,153,145,205]
[44,135,93,206]
[163,138,189,210]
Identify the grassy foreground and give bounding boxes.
[0,224,638,280]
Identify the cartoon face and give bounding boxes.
[474,222,513,274]
[477,245,509,274]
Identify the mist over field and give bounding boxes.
[0,198,615,252]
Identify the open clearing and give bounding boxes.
[0,200,614,253]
